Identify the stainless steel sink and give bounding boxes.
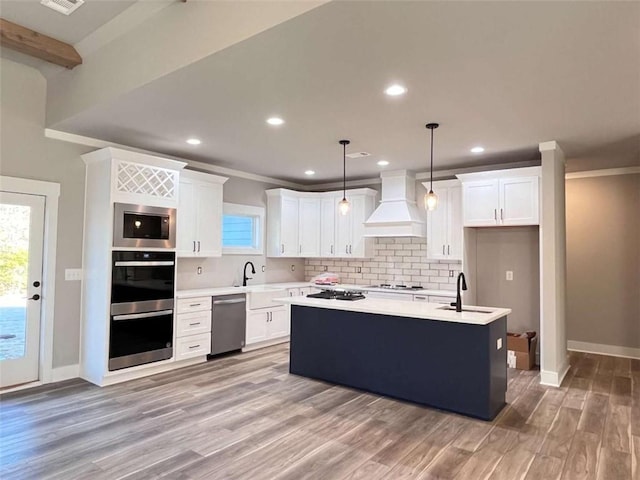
[437,305,493,314]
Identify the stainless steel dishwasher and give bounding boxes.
[210,294,246,355]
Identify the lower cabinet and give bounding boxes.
[175,296,212,360]
[246,307,289,346]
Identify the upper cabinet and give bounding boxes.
[458,167,541,227]
[266,190,312,257]
[266,188,377,258]
[335,191,376,258]
[177,170,228,257]
[423,179,462,260]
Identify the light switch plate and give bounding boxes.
[497,338,503,350]
[65,268,83,281]
[506,271,514,281]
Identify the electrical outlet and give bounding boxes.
[497,338,503,350]
[197,266,203,275]
[506,271,514,281]
[356,266,362,273]
[291,264,295,272]
[449,270,455,277]
[323,266,328,272]
[261,265,266,272]
[64,268,82,281]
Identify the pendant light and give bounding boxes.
[338,139,351,215]
[424,123,439,211]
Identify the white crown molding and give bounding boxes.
[44,129,305,189]
[565,166,640,179]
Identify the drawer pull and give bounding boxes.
[189,322,201,326]
[189,303,201,307]
[414,296,426,300]
[188,344,201,349]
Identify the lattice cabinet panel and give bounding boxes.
[115,161,177,201]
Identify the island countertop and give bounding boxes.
[276,296,511,326]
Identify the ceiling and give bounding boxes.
[17,1,640,183]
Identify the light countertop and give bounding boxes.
[176,282,456,299]
[276,296,511,326]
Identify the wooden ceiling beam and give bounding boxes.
[0,18,82,69]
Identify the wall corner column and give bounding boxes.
[539,140,569,387]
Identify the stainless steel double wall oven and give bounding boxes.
[109,251,176,370]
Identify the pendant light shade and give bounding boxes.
[424,123,439,211]
[338,139,350,216]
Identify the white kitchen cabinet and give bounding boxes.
[458,167,540,227]
[177,170,227,257]
[423,180,462,260]
[266,188,376,258]
[245,307,288,345]
[320,194,338,256]
[335,191,376,258]
[298,197,321,257]
[266,190,299,257]
[175,295,213,360]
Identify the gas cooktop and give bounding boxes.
[307,290,366,301]
[365,284,424,291]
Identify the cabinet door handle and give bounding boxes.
[197,241,201,252]
[447,245,450,255]
[188,344,201,349]
[494,209,497,221]
[349,245,352,254]
[346,245,349,254]
[299,245,302,254]
[189,322,201,326]
[500,208,504,221]
[330,245,334,254]
[193,240,196,252]
[189,303,201,307]
[414,296,426,300]
[442,245,445,255]
[281,244,284,254]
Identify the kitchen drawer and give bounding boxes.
[177,296,212,314]
[429,295,455,304]
[412,294,430,302]
[175,332,211,361]
[177,310,211,337]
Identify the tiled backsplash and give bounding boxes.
[305,237,462,291]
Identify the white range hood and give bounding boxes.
[363,170,426,237]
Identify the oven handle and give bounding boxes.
[113,309,174,321]
[114,261,175,267]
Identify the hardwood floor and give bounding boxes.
[0,345,638,479]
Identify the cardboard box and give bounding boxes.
[507,331,538,370]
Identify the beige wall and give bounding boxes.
[1,58,92,368]
[566,173,640,349]
[474,227,540,336]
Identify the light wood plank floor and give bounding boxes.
[1,345,638,479]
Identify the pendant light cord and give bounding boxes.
[429,126,434,191]
[342,142,347,199]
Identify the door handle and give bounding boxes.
[193,240,196,253]
[500,208,504,221]
[330,245,334,254]
[27,294,40,301]
[197,241,201,252]
[346,245,349,254]
[447,245,450,255]
[281,244,284,254]
[494,209,497,221]
[443,245,445,255]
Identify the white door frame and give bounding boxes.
[0,176,60,385]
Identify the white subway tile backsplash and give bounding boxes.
[304,237,460,289]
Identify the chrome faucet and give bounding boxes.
[242,261,256,287]
[451,272,467,312]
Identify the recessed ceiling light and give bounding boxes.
[385,84,407,96]
[186,138,201,145]
[470,146,485,153]
[377,160,390,166]
[304,170,315,176]
[266,117,285,126]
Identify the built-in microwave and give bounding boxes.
[113,203,176,249]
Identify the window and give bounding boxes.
[222,203,264,255]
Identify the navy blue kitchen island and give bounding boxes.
[280,297,510,421]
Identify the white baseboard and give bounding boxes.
[242,336,290,352]
[51,364,80,382]
[567,340,640,360]
[540,360,570,388]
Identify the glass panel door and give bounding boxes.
[0,192,45,388]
